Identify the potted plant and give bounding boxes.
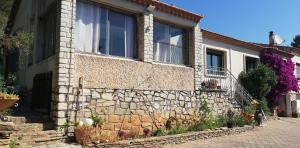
[0,93,19,110]
[73,108,106,145]
[0,75,19,111]
[207,79,218,89]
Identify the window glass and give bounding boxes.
[206,50,224,75]
[296,64,300,79]
[153,22,186,64]
[75,2,137,58]
[245,56,258,72]
[109,11,125,57]
[99,8,107,54]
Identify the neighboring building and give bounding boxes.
[4,0,300,135]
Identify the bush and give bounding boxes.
[233,114,247,127]
[239,64,277,110]
[260,50,299,106]
[152,128,166,137]
[168,124,189,135]
[292,112,299,118]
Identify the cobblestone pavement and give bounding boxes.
[164,118,300,148]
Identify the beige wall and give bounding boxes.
[202,38,260,78]
[74,53,195,91]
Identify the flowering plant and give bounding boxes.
[260,50,299,106]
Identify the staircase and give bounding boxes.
[0,116,67,147]
[200,65,253,109]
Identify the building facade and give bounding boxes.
[5,0,300,135]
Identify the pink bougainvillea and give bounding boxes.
[260,49,299,106]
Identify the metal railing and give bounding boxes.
[199,65,253,109]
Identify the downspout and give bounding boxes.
[63,0,75,132]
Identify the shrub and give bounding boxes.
[260,50,299,106]
[292,112,299,118]
[152,128,166,137]
[168,124,189,135]
[233,114,247,127]
[239,64,277,111]
[8,138,19,148]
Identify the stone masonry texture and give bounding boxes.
[66,88,241,136]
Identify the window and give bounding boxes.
[245,56,258,72]
[36,6,56,62]
[153,22,187,64]
[75,2,137,58]
[296,64,300,80]
[206,50,224,75]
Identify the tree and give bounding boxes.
[260,50,299,107]
[239,64,277,101]
[239,64,277,113]
[0,0,33,75]
[291,35,300,48]
[0,0,14,36]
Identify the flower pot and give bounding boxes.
[0,94,19,110]
[74,126,101,146]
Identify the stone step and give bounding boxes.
[15,122,54,133]
[0,139,9,146]
[7,115,51,125]
[19,136,67,147]
[11,130,64,139]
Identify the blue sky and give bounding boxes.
[161,0,300,45]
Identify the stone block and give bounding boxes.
[108,115,121,123]
[102,123,114,130]
[102,93,114,101]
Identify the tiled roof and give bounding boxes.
[128,0,203,22]
[202,29,295,58]
[202,29,265,51]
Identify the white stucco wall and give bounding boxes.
[202,38,260,78]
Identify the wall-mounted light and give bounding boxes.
[147,5,156,13]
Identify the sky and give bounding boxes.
[161,0,300,45]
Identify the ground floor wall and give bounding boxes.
[63,88,241,136]
[74,54,195,91]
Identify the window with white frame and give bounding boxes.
[153,21,187,65]
[206,49,225,75]
[75,1,137,58]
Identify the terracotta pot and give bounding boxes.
[74,126,101,146]
[0,96,19,110]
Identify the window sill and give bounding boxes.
[152,61,192,68]
[75,51,141,62]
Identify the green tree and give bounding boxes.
[291,35,300,48]
[239,64,277,112]
[0,0,33,75]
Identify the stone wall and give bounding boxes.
[67,88,240,136]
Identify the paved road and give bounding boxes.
[164,118,300,148]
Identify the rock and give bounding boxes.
[0,122,16,131]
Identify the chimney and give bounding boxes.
[269,31,275,46]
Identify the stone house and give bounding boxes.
[4,0,300,135]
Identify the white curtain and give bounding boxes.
[75,2,101,53]
[154,22,170,63]
[170,32,184,64]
